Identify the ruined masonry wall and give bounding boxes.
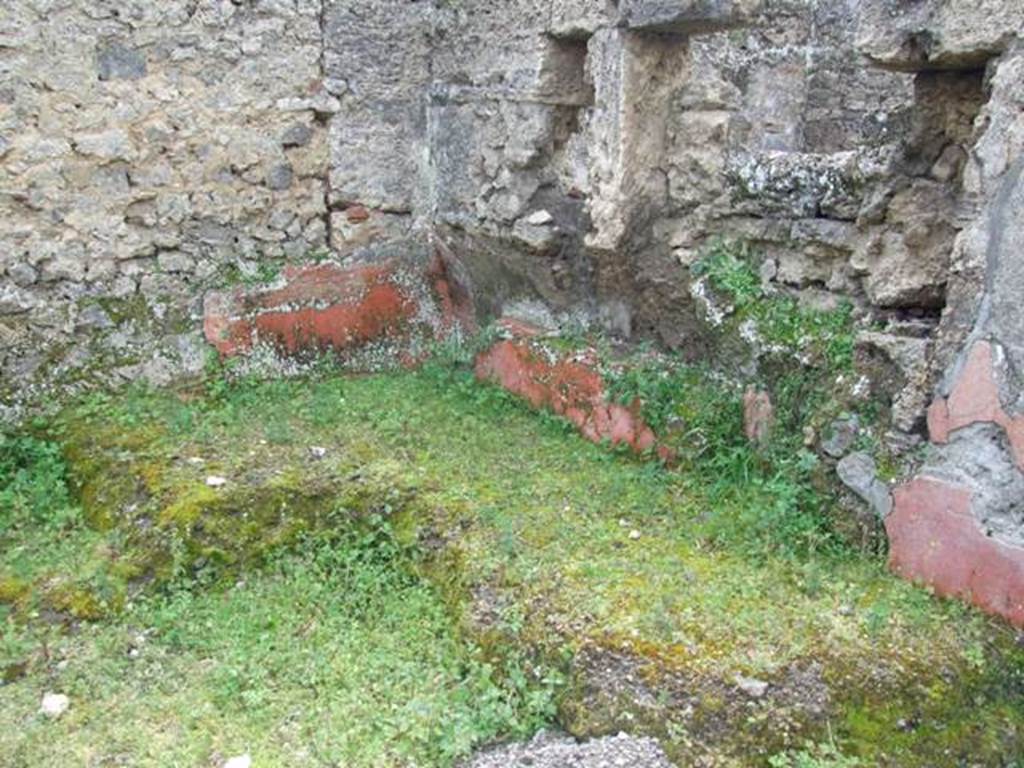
[857,0,1024,625]
[1,1,330,409]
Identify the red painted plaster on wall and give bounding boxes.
[475,336,668,459]
[892,340,1024,624]
[888,477,1024,626]
[927,341,1024,468]
[203,260,461,360]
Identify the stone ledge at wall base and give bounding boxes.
[474,321,671,461]
[203,256,469,368]
[887,477,1024,626]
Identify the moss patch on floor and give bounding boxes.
[1,368,1022,766]
[1,532,554,767]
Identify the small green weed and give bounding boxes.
[605,357,838,556]
[693,238,856,372]
[2,365,1019,767]
[769,740,864,768]
[219,260,283,288]
[692,238,761,305]
[0,433,79,533]
[2,518,561,767]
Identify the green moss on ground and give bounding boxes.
[1,367,1022,766]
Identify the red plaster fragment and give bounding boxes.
[929,341,1024,468]
[742,387,774,445]
[345,205,370,223]
[888,477,1024,626]
[475,336,666,459]
[203,259,463,362]
[926,397,950,444]
[426,250,476,336]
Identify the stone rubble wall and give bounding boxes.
[856,0,1024,625]
[0,0,936,411]
[1,0,331,412]
[414,0,966,441]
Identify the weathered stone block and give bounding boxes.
[857,0,1023,71]
[621,0,761,34]
[96,42,147,81]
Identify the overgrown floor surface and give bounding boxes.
[1,369,1022,767]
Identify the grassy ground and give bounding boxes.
[1,365,1022,767]
[1,535,550,766]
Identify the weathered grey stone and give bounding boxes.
[0,284,38,315]
[837,452,893,519]
[73,130,137,162]
[40,256,87,284]
[281,124,313,148]
[621,0,760,33]
[157,251,196,274]
[512,218,559,251]
[76,305,114,331]
[461,731,672,768]
[266,163,295,191]
[822,416,860,458]
[7,264,38,288]
[96,42,147,81]
[728,152,865,221]
[853,181,957,310]
[856,331,932,434]
[857,0,1023,71]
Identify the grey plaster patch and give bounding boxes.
[837,452,893,519]
[924,423,1024,548]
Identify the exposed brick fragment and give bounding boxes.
[742,387,773,445]
[345,205,371,223]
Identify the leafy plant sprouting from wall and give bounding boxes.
[604,239,865,557]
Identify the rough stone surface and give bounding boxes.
[461,731,673,768]
[856,1,1024,623]
[1,0,329,411]
[837,452,893,520]
[857,0,1024,70]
